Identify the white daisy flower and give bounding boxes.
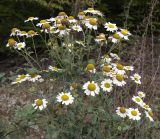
[132,96,144,106]
[84,8,103,17]
[112,63,126,74]
[12,74,29,84]
[56,92,74,105]
[83,81,100,96]
[140,102,151,111]
[27,30,38,38]
[36,20,50,27]
[15,42,26,50]
[72,25,82,32]
[25,17,39,22]
[78,11,85,19]
[110,53,120,61]
[28,74,42,82]
[137,91,145,98]
[104,22,118,32]
[130,73,141,84]
[48,66,62,72]
[108,32,122,43]
[47,17,56,22]
[57,12,68,19]
[85,18,98,30]
[6,38,17,47]
[145,111,154,122]
[101,79,113,92]
[54,25,70,37]
[119,29,131,40]
[17,31,28,37]
[113,74,126,86]
[124,66,134,71]
[116,107,128,118]
[68,16,77,23]
[10,28,20,36]
[101,55,112,63]
[127,108,141,120]
[101,64,113,77]
[86,63,96,73]
[32,99,48,111]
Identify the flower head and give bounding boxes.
[101,79,113,92]
[145,111,154,122]
[15,42,26,50]
[83,81,100,96]
[6,38,17,47]
[32,99,48,110]
[130,73,141,84]
[86,63,96,73]
[104,22,118,32]
[57,92,74,105]
[25,17,39,22]
[113,74,126,86]
[116,107,128,118]
[127,108,141,120]
[132,96,144,105]
[137,91,145,98]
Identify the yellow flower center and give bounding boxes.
[8,38,16,46]
[120,107,126,113]
[61,94,69,101]
[134,76,139,81]
[17,44,22,48]
[148,111,153,117]
[58,25,66,30]
[135,97,141,102]
[89,18,97,25]
[40,20,47,23]
[113,33,120,39]
[28,17,34,20]
[11,28,18,33]
[121,29,128,35]
[28,30,36,35]
[102,65,110,72]
[68,16,74,20]
[104,83,110,88]
[36,99,43,106]
[108,24,115,28]
[116,74,124,81]
[116,63,124,70]
[58,12,66,16]
[20,31,27,34]
[42,23,50,29]
[88,83,96,91]
[131,110,138,116]
[71,83,77,89]
[78,12,85,15]
[30,73,37,78]
[56,19,61,24]
[87,64,94,71]
[88,8,94,10]
[19,74,26,80]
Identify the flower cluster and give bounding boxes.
[116,91,154,122]
[7,8,154,123]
